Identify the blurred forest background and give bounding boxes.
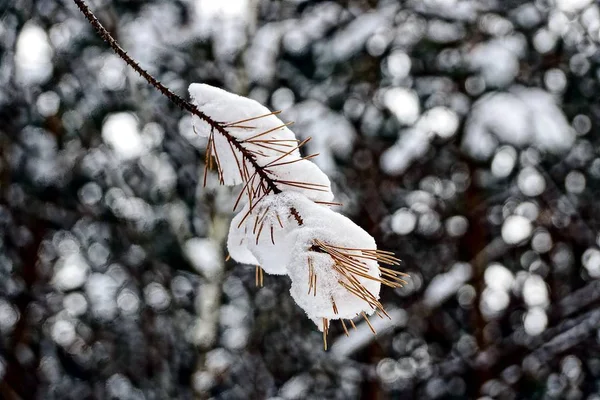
[2,0,600,398]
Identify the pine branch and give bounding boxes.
[72,0,281,195]
[73,0,405,349]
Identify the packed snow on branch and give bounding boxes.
[285,194,382,322]
[189,84,333,203]
[228,191,402,331]
[190,84,404,338]
[227,192,304,275]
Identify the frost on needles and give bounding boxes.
[189,83,406,349]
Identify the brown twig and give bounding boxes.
[72,0,281,196]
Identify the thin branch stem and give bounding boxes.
[72,0,280,195]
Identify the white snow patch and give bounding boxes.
[518,167,546,197]
[390,208,417,235]
[384,88,420,125]
[195,0,248,18]
[52,254,90,291]
[279,374,313,400]
[226,210,261,266]
[484,263,514,292]
[144,282,171,311]
[16,23,54,85]
[85,273,119,321]
[184,238,222,279]
[194,0,252,60]
[189,84,298,146]
[102,113,146,160]
[502,215,533,245]
[556,0,593,13]
[63,292,88,317]
[410,0,478,22]
[227,194,305,274]
[51,319,76,347]
[380,128,430,175]
[117,289,140,315]
[463,86,574,160]
[0,300,19,334]
[480,288,510,318]
[523,274,549,308]
[386,51,412,79]
[582,248,600,278]
[469,36,526,87]
[424,262,472,308]
[380,106,458,175]
[533,28,557,54]
[326,12,391,61]
[524,307,547,335]
[245,22,290,84]
[491,146,517,178]
[415,106,460,139]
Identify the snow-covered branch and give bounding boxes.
[189,85,405,349]
[73,0,405,350]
